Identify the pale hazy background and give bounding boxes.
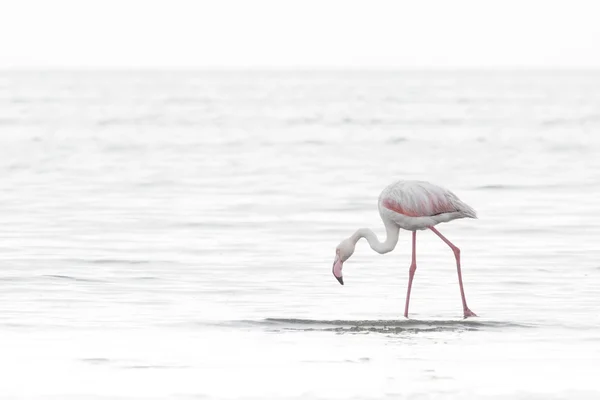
[1,0,600,69]
[2,2,600,399]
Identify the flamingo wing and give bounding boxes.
[381,181,475,218]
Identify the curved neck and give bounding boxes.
[351,223,399,254]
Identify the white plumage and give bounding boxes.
[378,180,477,231]
[332,180,478,319]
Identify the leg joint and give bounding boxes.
[409,263,417,274]
[452,246,460,256]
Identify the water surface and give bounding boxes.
[0,70,599,399]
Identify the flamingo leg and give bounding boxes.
[403,231,417,318]
[429,227,477,318]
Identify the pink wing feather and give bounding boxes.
[382,195,456,217]
[380,181,473,218]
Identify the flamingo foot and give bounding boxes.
[463,308,478,318]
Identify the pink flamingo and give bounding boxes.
[332,180,478,319]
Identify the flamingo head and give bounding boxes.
[332,239,355,285]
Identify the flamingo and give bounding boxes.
[332,180,478,319]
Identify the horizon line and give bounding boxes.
[2,66,600,72]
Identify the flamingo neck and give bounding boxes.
[351,223,399,254]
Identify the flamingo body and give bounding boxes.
[378,180,477,231]
[332,180,478,319]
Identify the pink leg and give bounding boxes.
[404,231,417,318]
[429,227,477,318]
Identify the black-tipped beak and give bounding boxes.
[332,255,344,285]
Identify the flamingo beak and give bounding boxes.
[332,255,344,285]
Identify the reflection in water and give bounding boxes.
[258,318,536,333]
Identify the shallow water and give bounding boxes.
[0,70,599,399]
